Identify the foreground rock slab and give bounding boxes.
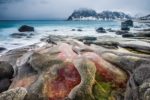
[0,35,150,100]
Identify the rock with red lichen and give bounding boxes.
[0,39,131,100]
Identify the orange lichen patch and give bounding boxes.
[58,43,77,61]
[11,75,37,88]
[83,52,127,86]
[43,62,81,100]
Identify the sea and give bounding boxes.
[0,20,147,51]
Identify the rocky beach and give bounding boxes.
[0,20,150,100]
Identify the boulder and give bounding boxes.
[71,29,76,31]
[121,20,133,31]
[122,33,135,38]
[107,28,116,32]
[136,31,150,37]
[8,42,127,100]
[96,27,106,33]
[18,25,34,32]
[0,78,11,93]
[77,29,83,31]
[0,61,14,79]
[0,47,6,53]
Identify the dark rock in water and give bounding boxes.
[107,28,116,32]
[125,20,133,27]
[0,61,14,79]
[121,20,133,31]
[0,78,11,93]
[134,26,141,28]
[10,33,28,38]
[53,29,58,31]
[71,29,76,31]
[77,36,97,41]
[136,32,150,37]
[122,33,135,38]
[116,30,128,35]
[143,28,150,31]
[96,27,106,33]
[0,47,6,52]
[77,29,83,31]
[10,33,34,38]
[18,25,34,32]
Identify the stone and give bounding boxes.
[71,29,76,31]
[0,78,11,93]
[96,27,106,33]
[133,64,150,85]
[107,28,116,32]
[77,29,83,31]
[116,30,128,35]
[77,36,97,42]
[121,20,133,31]
[136,31,150,37]
[122,33,135,38]
[0,87,27,100]
[0,61,14,79]
[0,47,6,53]
[18,25,34,32]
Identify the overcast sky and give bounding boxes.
[0,0,150,20]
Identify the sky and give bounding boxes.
[0,0,150,20]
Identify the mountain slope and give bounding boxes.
[68,8,132,20]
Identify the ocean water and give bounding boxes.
[0,20,144,51]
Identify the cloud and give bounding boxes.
[0,0,150,20]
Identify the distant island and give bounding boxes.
[139,14,150,20]
[67,8,132,20]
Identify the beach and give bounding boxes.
[0,19,150,99]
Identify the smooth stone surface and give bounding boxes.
[0,61,14,79]
[77,29,83,31]
[18,25,34,32]
[0,47,6,53]
[96,27,106,33]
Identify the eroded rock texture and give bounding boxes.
[0,36,150,100]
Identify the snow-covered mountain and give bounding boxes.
[67,8,132,20]
[139,14,150,20]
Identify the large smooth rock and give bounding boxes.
[18,25,34,32]
[121,20,133,31]
[0,61,14,79]
[8,42,127,100]
[0,47,6,53]
[96,27,106,33]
